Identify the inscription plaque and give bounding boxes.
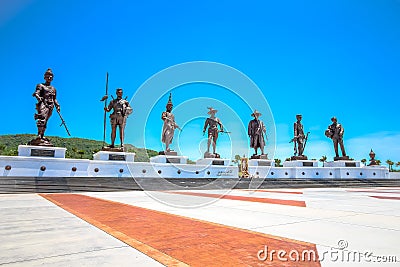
[31,149,55,157]
[258,161,271,166]
[212,160,225,166]
[108,154,126,161]
[302,162,314,167]
[166,158,181,164]
[345,162,356,167]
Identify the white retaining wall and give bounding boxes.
[0,155,390,179]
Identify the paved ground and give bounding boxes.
[1,187,400,266]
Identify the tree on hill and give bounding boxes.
[0,134,157,162]
[0,144,5,152]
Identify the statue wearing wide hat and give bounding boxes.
[248,110,267,159]
[203,107,224,158]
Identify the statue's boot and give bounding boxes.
[38,127,46,140]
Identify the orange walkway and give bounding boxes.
[241,189,303,194]
[347,189,400,194]
[370,195,400,200]
[41,194,319,267]
[168,191,306,207]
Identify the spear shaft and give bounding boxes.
[102,72,109,147]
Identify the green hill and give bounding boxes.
[0,134,158,162]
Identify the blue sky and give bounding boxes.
[0,0,399,164]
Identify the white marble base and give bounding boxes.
[0,154,389,179]
[196,158,231,166]
[93,151,135,162]
[324,160,361,167]
[389,172,400,179]
[128,163,238,178]
[248,166,389,179]
[1,156,90,177]
[248,159,275,167]
[248,166,272,178]
[89,160,132,177]
[150,155,188,164]
[283,160,318,167]
[18,145,66,158]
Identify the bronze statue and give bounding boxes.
[30,68,61,146]
[104,88,132,149]
[203,107,224,157]
[248,110,266,157]
[325,117,348,160]
[290,114,309,159]
[161,93,180,153]
[368,149,378,166]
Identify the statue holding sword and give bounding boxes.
[203,107,227,157]
[29,68,70,146]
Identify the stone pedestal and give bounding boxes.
[196,158,230,166]
[93,151,135,162]
[203,152,220,158]
[368,160,379,166]
[290,155,308,160]
[324,160,361,167]
[101,146,125,152]
[250,154,268,160]
[27,137,54,147]
[18,145,66,158]
[158,151,178,156]
[248,159,274,178]
[334,156,350,161]
[283,160,318,167]
[150,155,187,164]
[248,159,275,167]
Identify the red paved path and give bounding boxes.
[168,191,306,207]
[41,193,319,267]
[370,195,400,200]
[241,189,303,194]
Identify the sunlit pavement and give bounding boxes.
[1,188,400,266]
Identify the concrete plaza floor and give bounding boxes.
[1,187,400,266]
